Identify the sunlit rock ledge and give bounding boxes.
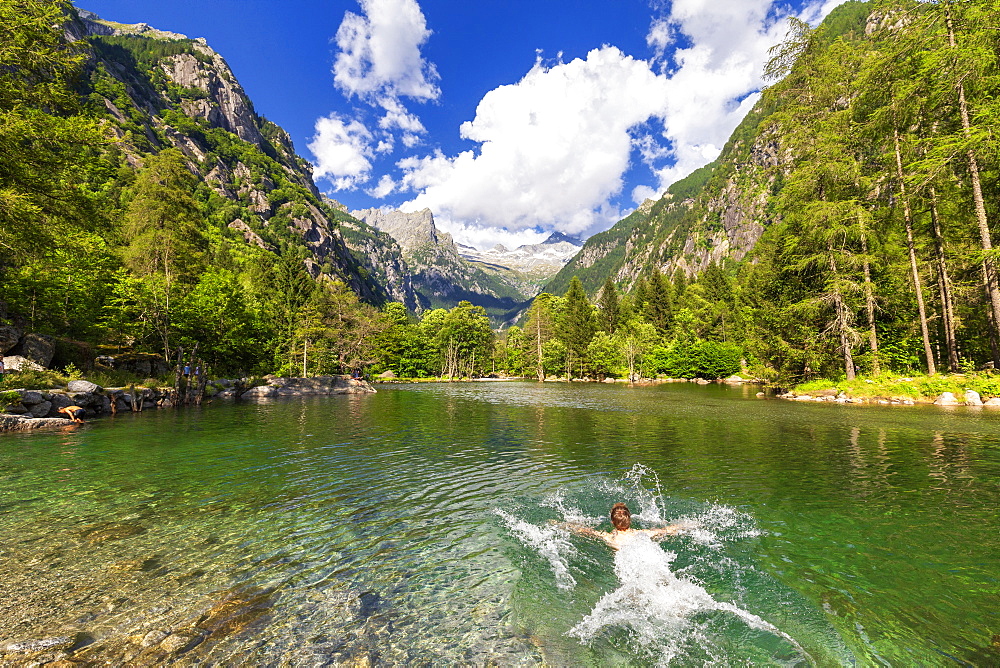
[0,375,374,432]
[775,388,1000,407]
[239,375,375,398]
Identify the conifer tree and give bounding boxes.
[645,270,673,335]
[559,277,596,378]
[123,149,207,358]
[597,277,621,335]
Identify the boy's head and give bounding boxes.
[610,502,631,531]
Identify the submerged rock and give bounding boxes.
[159,630,203,654]
[1,635,77,653]
[194,586,273,638]
[80,523,146,544]
[140,629,168,648]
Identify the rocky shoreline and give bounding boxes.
[775,388,999,407]
[0,375,375,433]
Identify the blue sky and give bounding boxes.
[79,0,846,249]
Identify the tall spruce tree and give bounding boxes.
[559,277,596,378]
[597,276,621,335]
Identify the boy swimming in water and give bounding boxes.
[558,502,685,551]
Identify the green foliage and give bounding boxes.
[0,368,71,391]
[0,390,22,410]
[89,34,211,72]
[796,371,1000,401]
[0,0,108,267]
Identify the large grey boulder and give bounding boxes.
[28,400,52,418]
[0,325,21,353]
[933,392,960,406]
[67,379,101,394]
[243,384,278,398]
[48,393,74,412]
[964,390,983,406]
[18,333,55,367]
[3,355,45,372]
[18,390,45,405]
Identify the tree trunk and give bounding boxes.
[828,247,855,381]
[947,6,1000,367]
[929,187,960,371]
[893,129,936,374]
[535,315,544,382]
[860,230,880,375]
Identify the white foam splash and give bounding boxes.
[676,504,763,548]
[540,491,598,527]
[495,509,577,589]
[568,533,809,664]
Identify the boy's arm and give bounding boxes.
[553,521,610,543]
[642,523,686,541]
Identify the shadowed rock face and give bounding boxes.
[348,208,535,319]
[65,10,391,308]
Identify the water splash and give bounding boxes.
[502,465,813,665]
[495,509,577,590]
[568,534,810,665]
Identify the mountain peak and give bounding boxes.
[543,231,582,246]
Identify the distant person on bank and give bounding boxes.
[58,405,86,423]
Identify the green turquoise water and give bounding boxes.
[1,381,998,665]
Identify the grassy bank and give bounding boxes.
[0,366,166,392]
[793,372,1000,403]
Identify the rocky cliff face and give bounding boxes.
[350,208,532,321]
[72,10,392,305]
[352,208,443,251]
[545,102,781,296]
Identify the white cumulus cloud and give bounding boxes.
[334,0,439,101]
[645,0,848,192]
[308,114,373,190]
[398,47,671,243]
[312,0,439,190]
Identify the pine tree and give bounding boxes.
[559,277,596,378]
[597,277,621,335]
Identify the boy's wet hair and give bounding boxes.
[610,502,631,531]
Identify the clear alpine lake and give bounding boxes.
[1,381,998,665]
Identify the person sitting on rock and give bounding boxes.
[58,405,86,424]
[557,502,686,551]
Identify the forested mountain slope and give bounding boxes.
[540,0,1000,382]
[547,1,875,298]
[0,2,417,374]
